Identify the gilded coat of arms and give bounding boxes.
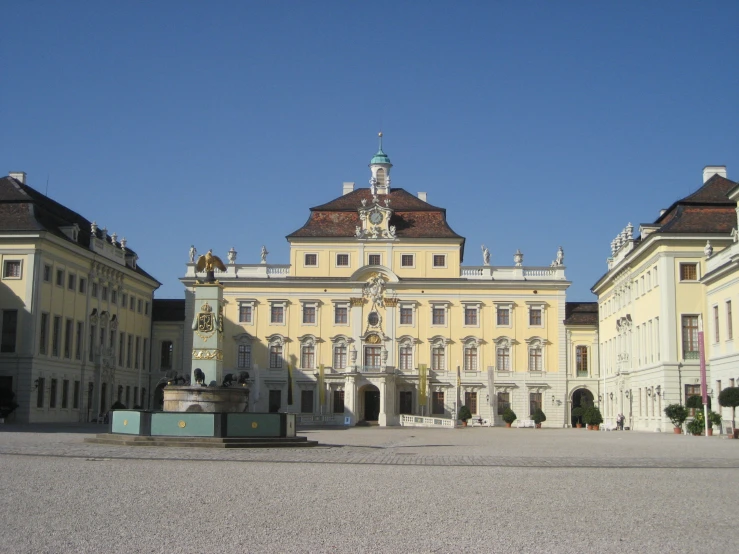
[192,302,218,341]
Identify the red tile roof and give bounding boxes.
[564,302,598,325]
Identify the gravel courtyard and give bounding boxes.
[1,425,737,553]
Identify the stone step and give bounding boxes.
[84,434,319,448]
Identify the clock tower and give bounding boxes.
[369,132,392,195]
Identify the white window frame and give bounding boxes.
[462,302,481,328]
[237,300,256,324]
[432,253,447,269]
[461,337,482,372]
[233,333,253,370]
[428,336,451,371]
[301,300,320,326]
[430,302,450,328]
[397,335,418,371]
[526,336,546,372]
[399,302,417,327]
[494,336,513,372]
[269,300,288,326]
[494,302,513,328]
[335,253,350,268]
[333,301,350,326]
[679,262,699,282]
[400,253,415,268]
[526,301,546,328]
[2,259,22,279]
[367,253,382,266]
[303,253,318,267]
[330,335,352,370]
[298,335,319,370]
[266,334,287,369]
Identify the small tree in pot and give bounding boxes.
[572,407,584,428]
[532,408,546,428]
[718,387,739,438]
[583,406,603,430]
[664,404,688,434]
[502,408,517,428]
[458,405,472,427]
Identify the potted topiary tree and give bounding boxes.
[502,408,517,428]
[458,405,472,427]
[532,408,546,428]
[572,407,584,428]
[664,404,688,434]
[718,387,739,439]
[707,411,721,436]
[686,411,705,436]
[583,406,603,430]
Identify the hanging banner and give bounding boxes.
[419,364,427,406]
[318,364,325,406]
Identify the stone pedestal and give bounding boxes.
[191,283,224,386]
[163,386,248,413]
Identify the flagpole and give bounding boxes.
[698,315,709,437]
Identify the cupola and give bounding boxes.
[369,132,392,195]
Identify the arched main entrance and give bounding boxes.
[571,388,594,426]
[359,384,380,423]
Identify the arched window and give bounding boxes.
[375,168,385,188]
[526,337,545,372]
[266,335,286,369]
[494,337,511,371]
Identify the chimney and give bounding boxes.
[342,182,355,195]
[9,171,26,184]
[418,192,427,202]
[703,165,727,183]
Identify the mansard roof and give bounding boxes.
[0,175,159,283]
[153,299,186,322]
[651,174,737,234]
[288,188,463,240]
[564,302,598,326]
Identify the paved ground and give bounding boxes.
[1,424,737,553]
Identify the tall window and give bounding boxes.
[75,322,83,360]
[36,378,45,408]
[400,307,413,325]
[399,345,413,370]
[56,269,64,286]
[64,319,72,358]
[464,392,478,414]
[681,315,699,358]
[333,345,347,370]
[301,344,315,369]
[101,286,108,301]
[67,274,76,291]
[135,337,141,369]
[432,391,445,414]
[464,345,478,371]
[576,346,588,376]
[271,306,284,324]
[79,278,86,294]
[431,345,445,371]
[52,316,61,357]
[497,392,510,415]
[680,263,697,281]
[399,391,412,414]
[528,345,542,371]
[49,379,58,408]
[142,339,148,371]
[529,308,542,326]
[238,344,251,369]
[432,307,445,325]
[1,310,18,353]
[335,306,348,324]
[464,307,477,326]
[118,333,125,366]
[269,344,283,368]
[728,301,734,340]
[73,381,80,409]
[239,304,252,324]
[127,335,133,368]
[685,384,701,416]
[714,305,720,343]
[160,340,173,370]
[43,265,51,282]
[89,324,96,362]
[62,380,69,409]
[303,306,316,324]
[529,392,542,416]
[300,389,314,413]
[496,345,510,371]
[39,313,49,354]
[268,390,281,412]
[364,346,381,369]
[497,307,510,326]
[333,390,345,413]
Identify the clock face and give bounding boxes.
[369,212,383,224]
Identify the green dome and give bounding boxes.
[370,148,392,165]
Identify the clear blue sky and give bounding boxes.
[3,1,738,300]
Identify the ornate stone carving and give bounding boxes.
[383,298,399,307]
[363,274,386,304]
[192,349,224,361]
[350,297,365,307]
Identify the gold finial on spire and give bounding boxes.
[378,131,383,150]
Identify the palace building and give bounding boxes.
[0,172,160,422]
[593,166,739,432]
[168,139,600,427]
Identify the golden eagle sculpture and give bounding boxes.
[195,249,227,282]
